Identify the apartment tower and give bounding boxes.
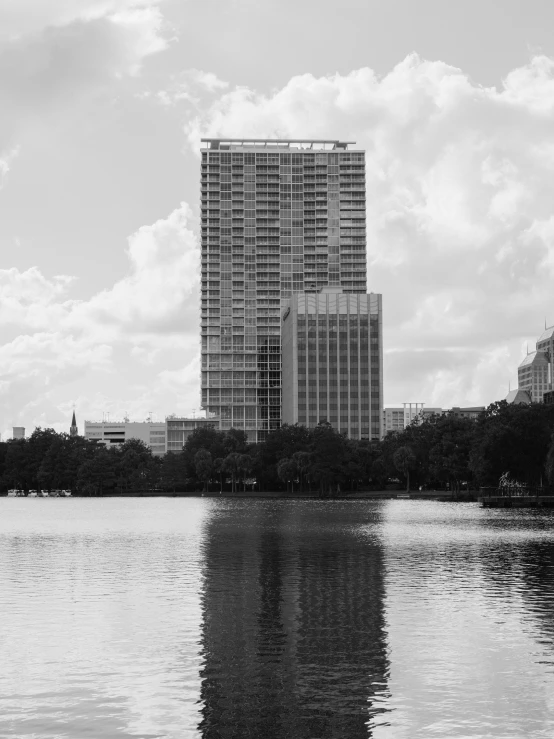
[200,138,368,442]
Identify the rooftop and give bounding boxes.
[518,350,549,368]
[201,138,357,150]
[538,326,554,342]
[506,389,532,405]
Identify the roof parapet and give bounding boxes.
[201,138,357,151]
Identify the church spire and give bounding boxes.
[70,409,78,437]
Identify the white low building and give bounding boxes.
[84,416,219,455]
[84,421,167,456]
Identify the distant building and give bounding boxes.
[12,427,25,440]
[84,420,167,456]
[382,408,405,435]
[281,289,383,441]
[536,325,554,369]
[449,406,485,420]
[382,404,485,435]
[505,389,532,405]
[70,410,78,437]
[517,350,549,403]
[544,390,554,405]
[84,416,219,455]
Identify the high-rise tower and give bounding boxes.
[200,138,369,442]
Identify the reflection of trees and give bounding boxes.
[198,502,389,738]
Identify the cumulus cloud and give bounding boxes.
[186,54,554,406]
[0,203,200,438]
[155,68,229,107]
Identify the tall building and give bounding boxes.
[12,427,25,440]
[281,289,382,440]
[518,350,549,403]
[200,138,368,442]
[166,416,218,452]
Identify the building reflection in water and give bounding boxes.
[198,501,389,738]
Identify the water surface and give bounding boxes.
[0,498,553,738]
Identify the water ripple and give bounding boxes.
[0,498,553,737]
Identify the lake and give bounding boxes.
[0,498,553,738]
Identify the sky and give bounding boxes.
[2,0,554,438]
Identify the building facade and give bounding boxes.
[12,427,25,440]
[84,421,167,456]
[200,138,368,442]
[382,405,485,435]
[517,351,550,403]
[166,416,219,452]
[281,290,382,440]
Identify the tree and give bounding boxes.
[159,451,189,493]
[222,452,242,494]
[308,422,348,497]
[76,447,118,495]
[195,449,213,493]
[116,439,156,493]
[237,453,254,492]
[292,451,311,492]
[393,446,416,492]
[277,458,296,493]
[213,457,225,494]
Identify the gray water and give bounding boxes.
[0,498,553,738]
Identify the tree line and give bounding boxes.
[2,401,554,495]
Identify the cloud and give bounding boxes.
[185,54,554,406]
[0,0,168,160]
[155,68,229,107]
[0,145,19,187]
[0,203,200,438]
[71,202,200,338]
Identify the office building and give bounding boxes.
[12,427,25,440]
[506,389,532,405]
[200,138,368,442]
[536,325,554,371]
[281,289,382,440]
[544,390,554,405]
[382,405,485,434]
[83,417,218,455]
[84,420,167,456]
[517,350,549,403]
[382,408,405,435]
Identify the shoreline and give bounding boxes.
[1,490,477,501]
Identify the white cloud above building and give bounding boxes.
[2,0,554,439]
